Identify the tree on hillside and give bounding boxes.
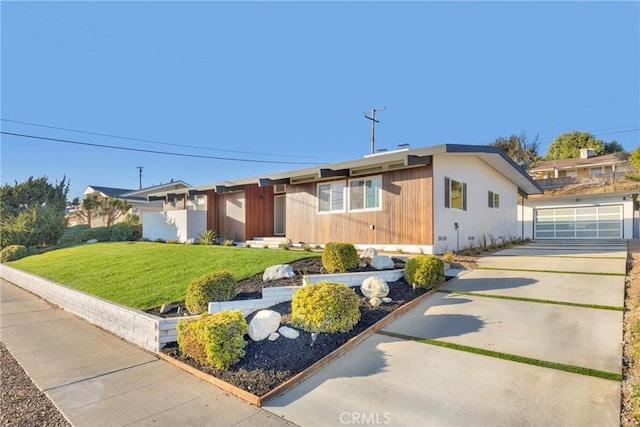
[544,131,625,160]
[628,146,640,180]
[488,132,540,170]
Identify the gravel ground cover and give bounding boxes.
[0,342,70,427]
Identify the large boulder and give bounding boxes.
[360,247,378,259]
[361,276,389,298]
[371,255,394,270]
[247,310,281,341]
[263,264,295,282]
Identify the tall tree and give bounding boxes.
[73,193,101,227]
[604,140,625,154]
[488,132,540,170]
[544,131,606,159]
[628,146,640,180]
[99,198,131,226]
[0,176,69,218]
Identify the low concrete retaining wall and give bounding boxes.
[208,270,404,316]
[0,265,196,353]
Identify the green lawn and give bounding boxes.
[8,242,318,310]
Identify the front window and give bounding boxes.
[445,177,467,211]
[318,181,345,213]
[349,176,382,211]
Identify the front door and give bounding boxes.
[274,194,286,236]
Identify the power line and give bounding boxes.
[1,118,320,159]
[1,131,322,166]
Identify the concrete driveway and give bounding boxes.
[264,240,626,426]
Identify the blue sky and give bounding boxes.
[2,1,639,201]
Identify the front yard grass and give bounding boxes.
[7,242,318,310]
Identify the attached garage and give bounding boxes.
[534,205,622,239]
[520,191,638,240]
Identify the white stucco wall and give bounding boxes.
[519,193,636,240]
[142,210,207,242]
[432,154,519,253]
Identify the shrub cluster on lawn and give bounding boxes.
[404,255,445,289]
[292,282,361,333]
[177,310,247,369]
[0,245,30,263]
[321,242,358,273]
[58,223,142,246]
[185,270,237,314]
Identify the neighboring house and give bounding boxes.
[529,150,629,184]
[78,181,191,227]
[144,144,543,253]
[521,150,639,240]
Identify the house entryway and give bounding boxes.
[274,194,286,236]
[534,205,623,239]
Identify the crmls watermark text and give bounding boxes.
[339,412,391,425]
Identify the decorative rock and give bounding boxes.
[369,297,382,307]
[278,326,300,339]
[382,297,392,303]
[371,255,394,270]
[159,303,176,314]
[361,276,389,298]
[358,261,368,268]
[185,238,196,245]
[247,310,281,341]
[268,332,280,341]
[263,264,295,282]
[86,239,99,244]
[360,247,378,259]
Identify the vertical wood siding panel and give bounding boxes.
[285,166,433,245]
[244,184,274,239]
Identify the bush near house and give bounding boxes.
[321,242,358,273]
[292,282,361,333]
[404,255,445,289]
[185,270,236,314]
[177,310,247,370]
[1,245,29,263]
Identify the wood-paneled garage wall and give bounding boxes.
[285,166,433,245]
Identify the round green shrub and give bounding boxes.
[110,223,142,241]
[292,282,361,333]
[185,270,236,314]
[321,242,358,273]
[404,255,446,289]
[177,310,247,370]
[1,245,29,263]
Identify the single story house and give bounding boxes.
[143,144,544,253]
[76,181,191,227]
[529,150,629,181]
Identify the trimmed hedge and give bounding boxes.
[185,270,236,314]
[1,245,29,263]
[292,282,361,333]
[177,310,247,369]
[404,255,445,289]
[321,242,358,273]
[75,224,142,243]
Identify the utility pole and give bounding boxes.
[364,106,385,154]
[136,166,143,189]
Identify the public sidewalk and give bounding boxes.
[0,279,296,427]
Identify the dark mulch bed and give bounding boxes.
[155,256,431,396]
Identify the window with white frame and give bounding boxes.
[488,191,500,209]
[317,181,345,213]
[349,176,382,211]
[445,177,467,211]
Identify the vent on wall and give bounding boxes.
[438,236,447,241]
[290,175,316,184]
[350,166,384,176]
[274,184,286,193]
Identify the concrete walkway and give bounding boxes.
[265,241,625,426]
[0,279,295,427]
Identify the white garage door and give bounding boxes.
[535,205,622,239]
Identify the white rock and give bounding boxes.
[382,297,392,303]
[369,297,382,307]
[360,247,378,259]
[247,310,281,341]
[278,326,300,339]
[268,332,280,341]
[371,255,394,270]
[86,239,99,244]
[361,276,389,298]
[263,264,295,282]
[185,238,196,245]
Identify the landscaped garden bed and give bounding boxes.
[154,257,437,403]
